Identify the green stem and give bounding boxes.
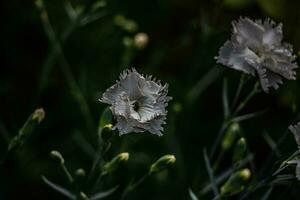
[120,174,149,200]
[61,163,74,184]
[86,127,106,186]
[232,74,246,110]
[232,81,260,116]
[209,121,229,159]
[210,81,260,160]
[36,0,95,134]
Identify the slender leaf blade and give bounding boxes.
[42,176,76,199]
[90,185,118,200]
[203,149,219,196]
[188,188,199,200]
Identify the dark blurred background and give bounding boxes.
[2,0,300,199]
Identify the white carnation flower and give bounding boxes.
[216,17,298,92]
[100,68,171,136]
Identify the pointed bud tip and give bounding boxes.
[240,168,251,180]
[32,108,45,123]
[119,152,129,162]
[104,124,113,131]
[165,154,176,164]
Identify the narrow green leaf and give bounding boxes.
[272,150,300,176]
[232,109,268,123]
[203,149,219,196]
[42,176,76,199]
[222,78,230,119]
[260,186,273,200]
[90,185,118,200]
[186,66,224,105]
[188,188,199,200]
[271,174,295,185]
[262,131,281,157]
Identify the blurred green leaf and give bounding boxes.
[90,185,118,200]
[257,0,285,17]
[262,131,281,157]
[188,188,199,200]
[203,149,219,196]
[222,78,229,119]
[232,109,267,123]
[223,0,254,9]
[187,66,224,105]
[42,176,76,199]
[261,186,273,200]
[271,174,295,185]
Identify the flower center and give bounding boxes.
[133,101,140,112]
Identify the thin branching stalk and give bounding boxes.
[36,0,95,135]
[120,174,149,200]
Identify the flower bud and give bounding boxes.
[222,122,240,150]
[50,150,65,165]
[149,154,176,174]
[232,137,247,163]
[114,15,138,33]
[123,37,134,48]
[134,32,149,50]
[91,0,106,11]
[102,152,129,174]
[114,15,126,26]
[32,108,45,123]
[8,108,46,151]
[173,102,182,113]
[220,168,251,196]
[101,124,113,142]
[75,168,86,179]
[123,20,138,33]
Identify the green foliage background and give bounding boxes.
[2,0,300,199]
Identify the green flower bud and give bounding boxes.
[222,122,240,150]
[31,108,45,123]
[91,0,106,11]
[149,154,176,175]
[232,137,247,163]
[102,152,129,174]
[134,32,149,50]
[123,37,134,48]
[101,124,113,142]
[220,168,251,196]
[8,108,45,151]
[123,20,138,33]
[50,150,65,165]
[75,168,86,179]
[34,0,43,9]
[114,15,126,26]
[173,102,182,113]
[114,15,138,33]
